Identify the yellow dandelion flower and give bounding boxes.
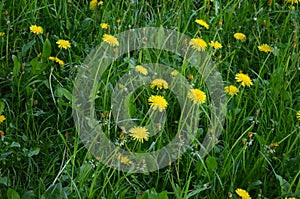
[49,56,56,61]
[235,72,253,87]
[285,197,297,199]
[100,23,109,29]
[224,85,239,96]
[209,41,223,49]
[189,38,207,51]
[195,19,209,29]
[129,126,149,143]
[56,58,65,66]
[235,188,251,199]
[234,33,247,41]
[150,78,169,90]
[120,156,132,164]
[0,32,5,37]
[90,1,96,9]
[171,70,179,77]
[29,25,43,35]
[248,132,253,138]
[188,89,206,104]
[296,110,300,120]
[49,57,65,66]
[135,65,148,75]
[258,44,272,53]
[102,34,119,46]
[0,115,6,123]
[284,0,300,4]
[148,95,168,112]
[270,142,279,147]
[56,39,71,49]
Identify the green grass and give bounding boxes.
[0,0,300,198]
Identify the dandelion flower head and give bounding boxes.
[234,33,247,41]
[235,71,253,87]
[235,188,251,199]
[188,88,206,104]
[258,44,272,53]
[171,70,179,77]
[195,19,209,29]
[189,38,207,51]
[56,39,71,49]
[90,0,103,10]
[0,115,6,123]
[135,65,148,75]
[209,41,223,49]
[129,126,149,143]
[100,23,109,29]
[30,25,43,35]
[49,56,65,66]
[296,110,300,120]
[150,78,169,90]
[102,34,119,46]
[224,85,239,96]
[148,95,168,112]
[284,0,300,4]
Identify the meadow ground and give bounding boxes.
[0,0,300,198]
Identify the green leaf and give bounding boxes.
[254,133,266,145]
[42,38,52,59]
[137,189,168,199]
[0,176,9,186]
[0,100,5,115]
[22,40,36,57]
[12,55,21,77]
[275,173,290,195]
[7,188,20,199]
[205,156,217,171]
[77,163,93,183]
[55,86,72,102]
[41,183,68,199]
[28,147,40,157]
[156,25,165,48]
[22,190,35,199]
[30,57,47,75]
[196,160,204,177]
